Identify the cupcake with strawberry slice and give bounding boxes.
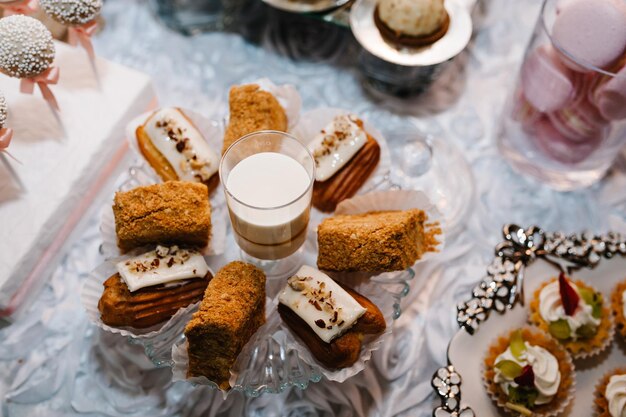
[529,272,613,359]
[484,327,575,417]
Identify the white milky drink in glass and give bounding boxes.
[220,131,315,263]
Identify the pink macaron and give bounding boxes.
[548,96,610,142]
[591,64,626,120]
[533,116,605,164]
[511,88,542,132]
[552,0,626,71]
[521,45,576,112]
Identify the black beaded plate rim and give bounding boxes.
[430,224,626,417]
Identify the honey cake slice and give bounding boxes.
[317,209,426,272]
[184,261,266,389]
[112,181,211,252]
[222,84,288,154]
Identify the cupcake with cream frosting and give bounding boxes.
[595,368,626,417]
[374,0,450,48]
[483,327,575,417]
[611,279,626,339]
[529,272,613,359]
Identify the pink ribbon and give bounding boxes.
[0,128,13,151]
[20,66,61,112]
[1,0,37,16]
[68,21,98,60]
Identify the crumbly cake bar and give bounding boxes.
[222,84,288,154]
[112,181,211,252]
[184,261,266,389]
[317,209,426,272]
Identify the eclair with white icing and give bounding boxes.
[308,114,380,213]
[136,108,220,194]
[98,245,212,329]
[277,265,386,369]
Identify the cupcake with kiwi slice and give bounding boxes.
[483,327,575,417]
[529,272,613,359]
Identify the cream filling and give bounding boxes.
[494,342,561,405]
[142,108,219,182]
[307,114,367,182]
[278,265,366,343]
[539,280,600,340]
[607,374,626,417]
[116,245,209,292]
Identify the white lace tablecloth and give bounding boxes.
[2,1,626,416]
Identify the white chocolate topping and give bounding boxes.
[39,0,102,26]
[116,245,209,292]
[142,108,219,183]
[378,0,447,37]
[307,114,367,182]
[278,265,367,343]
[606,374,626,417]
[0,15,55,79]
[494,341,561,405]
[539,279,600,340]
[0,91,6,129]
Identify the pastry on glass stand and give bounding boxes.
[112,181,212,253]
[277,265,385,369]
[222,83,288,154]
[184,261,266,390]
[307,114,380,212]
[135,108,221,194]
[98,245,212,329]
[317,208,431,272]
[374,0,450,48]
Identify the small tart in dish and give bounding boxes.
[611,279,626,339]
[594,367,626,417]
[136,107,220,194]
[483,327,575,417]
[308,114,380,213]
[98,245,212,329]
[529,272,613,359]
[277,265,386,369]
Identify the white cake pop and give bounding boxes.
[0,15,55,79]
[39,0,102,26]
[0,91,7,130]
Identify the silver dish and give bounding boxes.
[262,0,352,15]
[432,224,626,417]
[350,0,472,67]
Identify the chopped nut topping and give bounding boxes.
[311,114,364,167]
[315,319,325,328]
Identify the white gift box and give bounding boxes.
[0,41,155,319]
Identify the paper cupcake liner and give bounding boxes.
[593,367,626,417]
[331,189,446,266]
[291,107,393,226]
[482,326,576,417]
[529,278,615,360]
[81,258,212,341]
[99,167,227,259]
[611,279,626,339]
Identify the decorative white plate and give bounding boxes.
[350,0,472,66]
[432,225,626,417]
